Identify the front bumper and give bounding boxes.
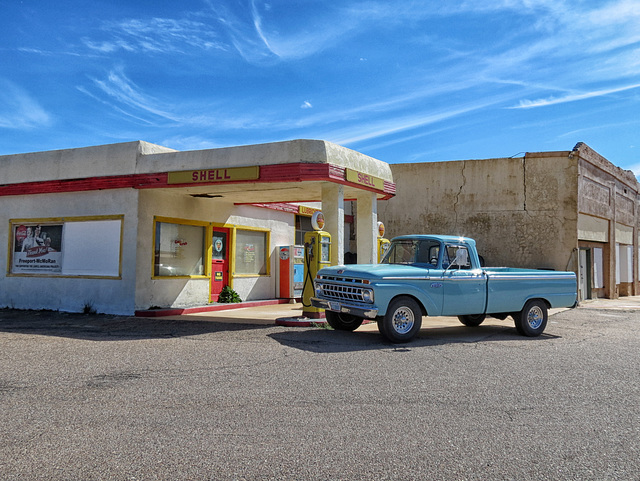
[310,297,379,319]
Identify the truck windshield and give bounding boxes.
[381,239,441,266]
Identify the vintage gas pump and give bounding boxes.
[302,211,331,318]
[276,245,304,300]
[377,221,391,263]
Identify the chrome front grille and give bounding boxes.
[318,282,367,302]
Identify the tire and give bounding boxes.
[514,299,548,337]
[376,316,388,339]
[325,311,364,331]
[380,297,423,343]
[458,314,486,327]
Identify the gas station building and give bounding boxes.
[2,139,638,315]
[0,139,394,315]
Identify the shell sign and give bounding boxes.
[311,211,325,231]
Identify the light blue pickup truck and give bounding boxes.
[311,235,577,343]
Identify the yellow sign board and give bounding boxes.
[298,205,320,216]
[345,169,384,190]
[167,166,259,185]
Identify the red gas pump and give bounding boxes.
[277,245,304,300]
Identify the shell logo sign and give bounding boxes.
[345,168,384,190]
[167,166,259,184]
[311,211,325,231]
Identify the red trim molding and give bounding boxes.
[0,173,169,196]
[0,163,396,198]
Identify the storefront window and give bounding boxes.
[154,222,205,276]
[235,229,268,275]
[10,217,122,277]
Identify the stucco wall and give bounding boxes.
[0,189,139,314]
[578,146,638,233]
[381,153,579,271]
[135,190,294,310]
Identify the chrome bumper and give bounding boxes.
[310,297,379,319]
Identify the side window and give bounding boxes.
[416,240,441,266]
[445,245,471,269]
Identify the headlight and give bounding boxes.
[315,283,324,297]
[362,289,374,303]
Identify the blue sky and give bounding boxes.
[1,0,639,174]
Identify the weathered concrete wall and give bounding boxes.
[577,143,637,228]
[381,153,579,271]
[575,142,639,297]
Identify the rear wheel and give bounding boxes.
[458,314,486,327]
[514,299,548,337]
[381,297,423,343]
[325,311,364,331]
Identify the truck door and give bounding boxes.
[440,244,486,316]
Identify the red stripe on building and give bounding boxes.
[0,163,395,198]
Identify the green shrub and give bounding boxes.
[218,286,242,303]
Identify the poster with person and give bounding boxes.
[12,224,63,274]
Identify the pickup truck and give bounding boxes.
[311,235,577,343]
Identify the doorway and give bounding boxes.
[579,248,592,301]
[210,227,230,302]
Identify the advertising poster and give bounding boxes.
[12,224,63,274]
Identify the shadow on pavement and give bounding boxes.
[269,324,560,353]
[0,308,561,347]
[0,308,274,341]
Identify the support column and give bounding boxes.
[322,183,344,266]
[356,191,377,264]
[607,181,617,299]
[634,195,639,296]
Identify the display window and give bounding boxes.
[8,216,123,278]
[152,218,270,281]
[153,219,208,277]
[234,228,269,276]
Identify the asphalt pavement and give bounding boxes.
[1,297,639,480]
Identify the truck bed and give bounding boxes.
[484,267,577,314]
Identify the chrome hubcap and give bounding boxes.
[392,307,415,334]
[527,306,544,329]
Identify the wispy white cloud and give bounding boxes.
[329,94,515,145]
[511,83,640,109]
[83,17,225,55]
[88,69,181,122]
[158,135,226,151]
[557,119,640,139]
[0,80,52,129]
[301,101,313,109]
[79,68,282,130]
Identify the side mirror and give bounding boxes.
[445,248,469,271]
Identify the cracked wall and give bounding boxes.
[380,153,579,270]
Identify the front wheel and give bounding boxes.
[514,299,548,337]
[458,314,486,327]
[380,297,423,343]
[325,311,364,331]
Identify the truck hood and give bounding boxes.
[318,263,431,279]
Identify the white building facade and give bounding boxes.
[0,140,394,315]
